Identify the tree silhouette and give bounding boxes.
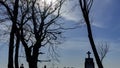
[0,0,32,68]
[97,42,109,62]
[19,0,65,68]
[0,0,20,68]
[0,0,65,68]
[78,0,103,68]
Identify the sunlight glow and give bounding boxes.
[42,0,56,4]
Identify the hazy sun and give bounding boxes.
[42,0,56,4]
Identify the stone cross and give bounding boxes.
[87,51,91,58]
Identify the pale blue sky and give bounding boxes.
[57,0,120,68]
[0,0,120,68]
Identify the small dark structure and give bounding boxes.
[44,65,46,68]
[85,51,95,68]
[20,64,24,68]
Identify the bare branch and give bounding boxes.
[97,42,109,62]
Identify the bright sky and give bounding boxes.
[41,0,56,4]
[0,0,120,68]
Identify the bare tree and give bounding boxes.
[78,0,103,68]
[0,0,19,68]
[97,42,109,62]
[0,0,31,68]
[18,0,65,68]
[0,0,66,68]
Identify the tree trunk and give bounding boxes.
[28,60,38,68]
[85,15,103,68]
[23,46,38,68]
[8,24,15,68]
[8,0,19,67]
[79,0,104,67]
[13,0,19,67]
[26,46,39,68]
[15,34,20,68]
[87,23,103,68]
[29,49,39,68]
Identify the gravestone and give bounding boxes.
[85,51,95,68]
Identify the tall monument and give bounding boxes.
[85,51,95,68]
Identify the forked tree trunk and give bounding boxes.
[28,48,39,68]
[8,0,19,68]
[24,46,39,68]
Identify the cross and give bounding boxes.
[87,51,91,58]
